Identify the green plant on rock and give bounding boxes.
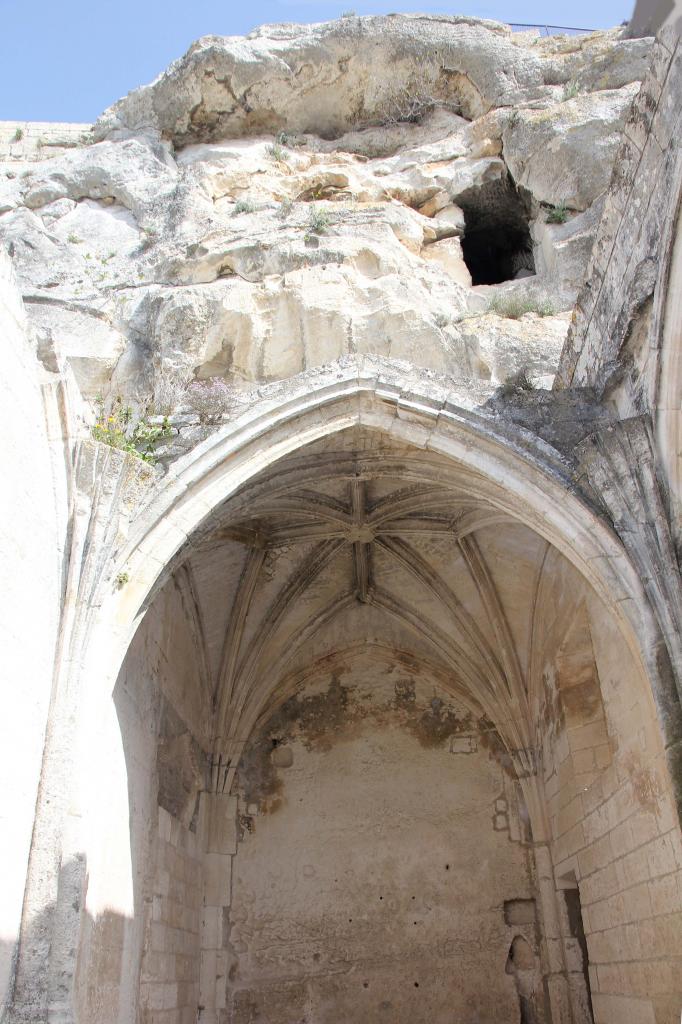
[488,294,555,320]
[546,201,569,225]
[67,232,83,244]
[115,571,130,588]
[307,205,332,235]
[276,198,293,220]
[266,142,288,163]
[232,198,255,215]
[498,367,537,397]
[562,79,582,101]
[92,397,171,464]
[12,127,23,142]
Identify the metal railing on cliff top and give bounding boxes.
[508,22,600,34]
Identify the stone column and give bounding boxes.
[198,792,237,1023]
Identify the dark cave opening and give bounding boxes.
[458,177,536,285]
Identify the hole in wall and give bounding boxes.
[503,898,536,926]
[457,176,535,285]
[564,887,594,1022]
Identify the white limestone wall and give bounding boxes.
[0,251,66,1010]
[0,120,91,162]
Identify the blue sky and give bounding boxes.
[2,0,633,123]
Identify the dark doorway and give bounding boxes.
[458,177,535,285]
[564,886,595,1023]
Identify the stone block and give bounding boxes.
[206,794,238,855]
[203,853,232,908]
[591,992,656,1024]
[648,872,682,916]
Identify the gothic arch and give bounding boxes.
[16,363,679,1024]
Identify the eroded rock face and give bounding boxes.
[94,17,652,147]
[0,16,652,436]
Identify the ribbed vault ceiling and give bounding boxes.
[170,428,587,783]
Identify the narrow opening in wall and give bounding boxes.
[564,886,595,1023]
[458,177,535,285]
[505,935,536,1024]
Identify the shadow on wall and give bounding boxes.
[3,634,185,1024]
[1,858,136,1024]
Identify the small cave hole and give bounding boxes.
[363,981,369,989]
[458,176,535,285]
[445,864,450,870]
[414,982,419,988]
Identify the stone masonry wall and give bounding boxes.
[139,808,203,1024]
[556,29,682,413]
[577,594,682,1024]
[0,121,91,163]
[529,551,682,1024]
[226,662,538,1024]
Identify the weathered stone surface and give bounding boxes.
[502,86,640,210]
[93,18,651,148]
[3,21,682,1024]
[0,18,653,423]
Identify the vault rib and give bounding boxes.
[235,590,357,741]
[458,534,532,750]
[376,535,504,685]
[376,510,508,540]
[173,563,213,713]
[215,546,267,709]
[350,479,373,602]
[217,538,346,733]
[252,491,352,526]
[372,587,528,756]
[368,486,465,525]
[267,522,347,544]
[371,586,495,704]
[353,542,372,602]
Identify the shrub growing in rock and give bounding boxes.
[233,198,255,215]
[185,377,233,420]
[488,295,555,319]
[92,397,171,463]
[498,367,537,396]
[546,202,569,225]
[266,142,288,163]
[307,205,332,235]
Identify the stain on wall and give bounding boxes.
[228,658,538,1024]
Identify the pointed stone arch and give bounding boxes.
[11,360,681,1024]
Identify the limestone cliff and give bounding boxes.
[0,16,653,458]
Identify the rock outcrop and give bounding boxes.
[0,16,653,444]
